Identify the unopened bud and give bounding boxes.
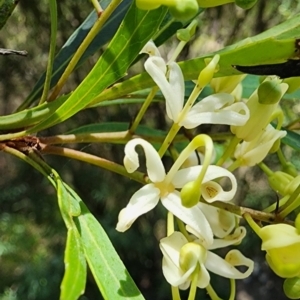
[258,80,282,105]
[181,181,201,208]
[283,277,300,299]
[235,0,257,9]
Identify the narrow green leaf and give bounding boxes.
[39,0,57,105]
[0,95,67,130]
[75,201,145,300]
[18,0,131,110]
[89,13,300,106]
[0,0,17,29]
[60,228,86,300]
[26,4,167,134]
[282,130,300,152]
[56,175,81,227]
[55,176,86,300]
[66,121,166,137]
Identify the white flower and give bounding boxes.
[116,138,237,245]
[160,226,253,289]
[142,42,250,128]
[234,124,287,166]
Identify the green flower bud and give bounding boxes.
[283,277,300,299]
[268,171,294,195]
[197,0,234,7]
[282,163,298,178]
[235,0,257,9]
[180,181,201,208]
[177,28,191,42]
[169,0,199,21]
[257,80,283,105]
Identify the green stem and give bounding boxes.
[263,195,289,213]
[90,0,103,15]
[40,143,146,184]
[216,136,241,166]
[129,86,159,134]
[278,184,300,218]
[158,122,181,157]
[228,279,236,300]
[48,0,122,101]
[226,159,242,172]
[171,286,181,300]
[206,284,222,300]
[187,265,199,300]
[39,131,187,145]
[40,131,131,145]
[0,144,55,185]
[176,218,192,241]
[258,162,274,177]
[39,0,57,105]
[277,147,287,166]
[243,213,262,236]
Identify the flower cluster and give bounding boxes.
[116,39,290,299]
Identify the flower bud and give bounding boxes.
[231,80,288,141]
[235,0,257,9]
[197,0,234,7]
[135,0,164,10]
[268,171,294,195]
[169,0,199,21]
[180,181,201,208]
[283,277,300,299]
[282,163,298,178]
[198,55,220,88]
[258,80,283,104]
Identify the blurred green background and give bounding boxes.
[1,1,300,299]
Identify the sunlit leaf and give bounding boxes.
[75,201,145,300]
[60,228,86,300]
[26,3,167,133]
[19,0,132,110]
[89,13,300,106]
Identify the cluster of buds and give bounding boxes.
[136,0,258,20]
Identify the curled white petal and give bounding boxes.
[205,250,253,279]
[124,138,165,182]
[209,227,247,250]
[198,202,236,238]
[172,165,237,203]
[181,93,249,128]
[162,191,214,247]
[234,125,287,166]
[140,40,161,57]
[196,263,210,289]
[145,57,184,122]
[166,62,185,122]
[116,184,160,232]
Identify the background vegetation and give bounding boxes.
[1,1,300,299]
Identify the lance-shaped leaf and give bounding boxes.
[26,3,167,133]
[89,13,300,106]
[19,0,131,110]
[74,200,145,300]
[0,0,18,29]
